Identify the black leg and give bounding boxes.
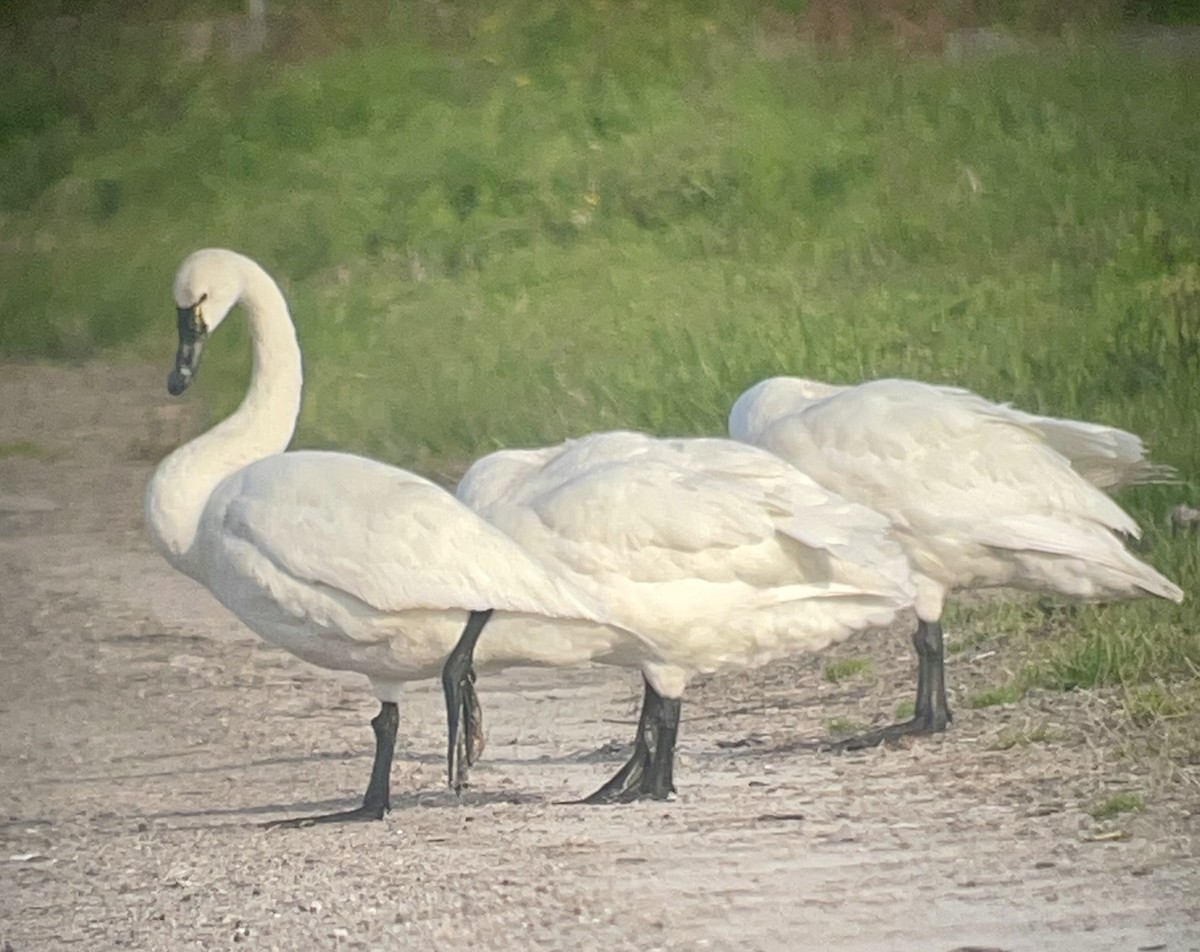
[913,618,951,730]
[912,619,931,723]
[576,676,682,805]
[442,609,494,793]
[264,700,399,828]
[646,689,681,799]
[825,619,952,752]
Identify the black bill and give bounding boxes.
[167,304,208,396]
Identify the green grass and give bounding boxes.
[967,685,1026,709]
[822,657,873,684]
[1123,681,1200,726]
[826,717,868,737]
[1090,791,1145,819]
[949,594,1200,727]
[1,1,1197,699]
[0,439,52,460]
[1122,682,1200,764]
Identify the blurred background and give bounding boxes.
[1,0,1197,721]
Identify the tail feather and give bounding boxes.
[1004,413,1179,491]
[976,515,1184,603]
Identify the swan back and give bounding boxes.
[753,379,1182,603]
[730,375,1176,491]
[757,379,1142,535]
[457,445,559,516]
[195,448,652,686]
[990,408,1177,490]
[458,430,917,677]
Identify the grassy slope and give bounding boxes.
[1,1,1196,713]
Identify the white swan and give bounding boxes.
[443,430,916,802]
[728,376,1184,747]
[730,376,1178,491]
[145,249,652,824]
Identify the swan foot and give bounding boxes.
[822,710,949,752]
[263,801,388,829]
[443,609,495,794]
[828,617,954,751]
[576,751,654,804]
[573,676,680,805]
[263,700,399,828]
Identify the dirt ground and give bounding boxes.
[1,359,1197,952]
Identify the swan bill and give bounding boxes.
[167,304,208,396]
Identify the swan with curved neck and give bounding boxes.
[146,249,301,573]
[145,249,651,825]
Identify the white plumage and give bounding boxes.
[730,375,1178,491]
[728,375,1184,746]
[145,249,650,824]
[452,429,916,801]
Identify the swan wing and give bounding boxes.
[758,380,1143,540]
[212,450,610,621]
[989,409,1177,490]
[732,376,1176,492]
[915,381,1175,489]
[974,514,1184,603]
[463,433,913,602]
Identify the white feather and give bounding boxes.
[730,376,1183,622]
[730,375,1177,490]
[458,430,916,698]
[145,249,651,705]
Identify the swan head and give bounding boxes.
[167,249,246,395]
[729,376,843,442]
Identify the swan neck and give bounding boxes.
[238,263,303,442]
[146,255,302,569]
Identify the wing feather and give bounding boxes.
[211,450,607,621]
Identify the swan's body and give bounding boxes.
[449,429,916,800]
[728,376,1183,745]
[729,376,1177,491]
[145,249,649,822]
